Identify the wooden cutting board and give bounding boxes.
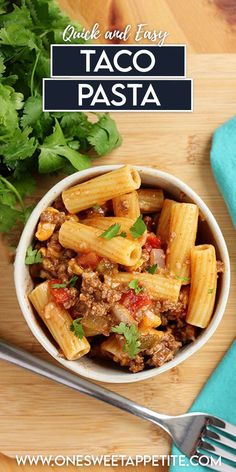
[0,54,235,460]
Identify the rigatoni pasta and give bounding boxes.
[62,165,141,213]
[27,166,222,373]
[29,282,90,360]
[59,220,142,266]
[186,245,217,328]
[157,199,175,244]
[138,189,164,213]
[112,191,140,219]
[108,272,181,303]
[83,216,146,245]
[166,203,199,283]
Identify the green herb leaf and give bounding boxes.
[112,322,141,359]
[128,279,144,294]
[0,202,22,232]
[39,119,91,173]
[68,275,78,287]
[52,275,78,289]
[70,318,85,340]
[88,114,122,156]
[51,282,67,289]
[175,276,191,283]
[25,245,43,265]
[100,223,121,240]
[119,231,127,238]
[147,264,158,274]
[0,1,122,237]
[208,288,214,294]
[92,204,101,210]
[129,215,147,239]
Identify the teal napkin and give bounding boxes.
[171,340,236,471]
[210,116,236,227]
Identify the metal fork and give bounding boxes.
[0,339,235,471]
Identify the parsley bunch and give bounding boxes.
[0,0,122,234]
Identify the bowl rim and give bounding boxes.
[14,165,231,383]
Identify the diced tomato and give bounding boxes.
[76,252,101,269]
[120,289,151,314]
[49,280,70,305]
[144,233,161,251]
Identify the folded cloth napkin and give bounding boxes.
[210,116,236,227]
[171,340,236,471]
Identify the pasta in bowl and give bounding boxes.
[14,165,230,383]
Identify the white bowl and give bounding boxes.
[14,165,230,383]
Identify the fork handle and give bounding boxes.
[0,339,170,431]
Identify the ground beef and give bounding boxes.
[146,332,181,367]
[129,354,145,373]
[61,287,79,310]
[172,321,198,344]
[40,209,66,228]
[40,233,76,281]
[71,272,122,336]
[53,196,66,212]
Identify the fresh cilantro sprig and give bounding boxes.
[70,318,85,340]
[100,223,127,240]
[129,216,147,239]
[25,245,43,265]
[128,279,144,294]
[0,0,122,236]
[147,264,158,274]
[112,322,141,359]
[52,275,78,289]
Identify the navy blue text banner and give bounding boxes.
[43,79,192,112]
[51,45,186,77]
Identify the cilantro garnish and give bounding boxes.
[52,275,78,289]
[100,223,127,240]
[70,318,85,340]
[128,279,144,294]
[175,276,191,283]
[25,245,43,265]
[147,264,158,274]
[112,322,141,358]
[129,216,147,239]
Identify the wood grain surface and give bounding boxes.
[0,54,236,464]
[1,1,236,471]
[58,0,236,52]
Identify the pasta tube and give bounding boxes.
[59,220,142,267]
[29,282,90,360]
[107,272,181,303]
[62,165,141,213]
[157,199,175,243]
[101,335,130,365]
[166,203,199,283]
[112,191,140,219]
[186,245,217,328]
[83,216,146,245]
[138,189,164,213]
